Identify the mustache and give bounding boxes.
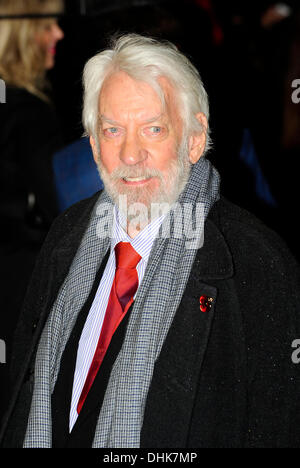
[108,166,164,181]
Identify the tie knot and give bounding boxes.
[114,242,141,269]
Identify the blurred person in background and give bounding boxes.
[206,1,300,259]
[0,0,64,425]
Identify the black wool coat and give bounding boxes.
[1,193,300,448]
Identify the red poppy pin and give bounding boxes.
[199,295,214,313]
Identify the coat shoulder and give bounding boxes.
[212,196,300,339]
[214,196,298,270]
[43,191,101,247]
[210,200,300,448]
[212,197,300,326]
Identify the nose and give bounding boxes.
[52,23,64,42]
[119,133,147,166]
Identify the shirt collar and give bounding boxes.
[110,206,165,262]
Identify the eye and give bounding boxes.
[41,20,55,32]
[150,126,162,134]
[102,127,122,137]
[149,125,163,135]
[142,126,166,138]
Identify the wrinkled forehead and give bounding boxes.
[98,71,182,129]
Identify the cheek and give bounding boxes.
[35,31,47,48]
[99,140,120,173]
[150,142,178,172]
[99,138,179,174]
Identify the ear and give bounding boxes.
[90,135,99,164]
[188,113,207,164]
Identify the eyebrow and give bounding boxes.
[99,113,164,125]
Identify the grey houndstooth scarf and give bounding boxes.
[23,156,220,448]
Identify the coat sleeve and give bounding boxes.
[0,196,97,447]
[225,212,300,447]
[0,214,64,448]
[8,210,69,385]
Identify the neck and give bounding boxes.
[116,203,169,240]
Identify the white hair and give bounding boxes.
[82,33,212,154]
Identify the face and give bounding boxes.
[91,71,206,221]
[34,19,64,69]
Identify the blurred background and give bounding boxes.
[0,0,299,423]
[51,0,300,255]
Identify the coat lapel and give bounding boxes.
[141,216,234,447]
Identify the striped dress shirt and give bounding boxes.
[69,207,164,431]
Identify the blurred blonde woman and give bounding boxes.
[0,0,65,424]
[0,0,64,100]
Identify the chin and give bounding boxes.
[45,57,55,70]
[110,181,161,211]
[96,148,191,219]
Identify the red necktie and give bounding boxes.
[77,242,141,414]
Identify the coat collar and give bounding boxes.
[195,203,234,280]
[53,195,233,281]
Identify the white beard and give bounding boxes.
[95,138,191,228]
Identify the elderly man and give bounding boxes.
[1,34,300,449]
